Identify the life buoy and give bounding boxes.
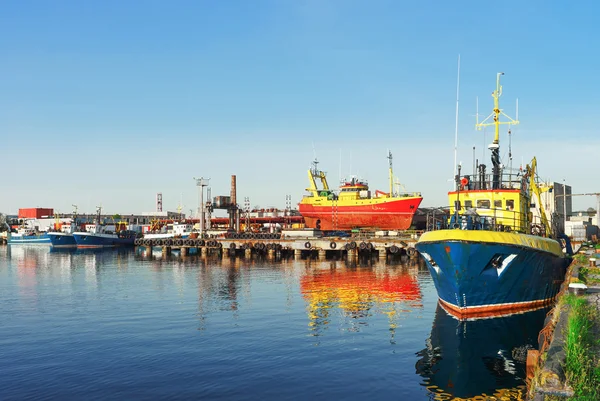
[350,241,357,250]
[389,245,399,254]
[460,177,469,187]
[330,241,337,249]
[304,241,311,249]
[452,223,460,229]
[407,247,417,257]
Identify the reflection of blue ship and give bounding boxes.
[415,304,548,399]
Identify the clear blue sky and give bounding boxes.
[1,0,599,215]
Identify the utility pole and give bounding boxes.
[194,177,210,236]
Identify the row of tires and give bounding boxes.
[135,238,224,247]
[135,238,418,256]
[229,242,285,251]
[225,233,281,240]
[301,241,417,256]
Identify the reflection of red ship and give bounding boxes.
[301,267,422,310]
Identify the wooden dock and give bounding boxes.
[134,235,419,260]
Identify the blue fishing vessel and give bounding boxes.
[48,231,77,248]
[73,229,137,248]
[73,206,137,248]
[48,206,80,248]
[416,73,572,319]
[8,227,51,245]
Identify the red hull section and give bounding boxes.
[299,197,422,231]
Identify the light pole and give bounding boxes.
[194,177,210,235]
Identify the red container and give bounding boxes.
[18,208,54,219]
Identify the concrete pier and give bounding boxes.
[136,235,419,261]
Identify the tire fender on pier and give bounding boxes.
[329,241,337,249]
[304,241,311,249]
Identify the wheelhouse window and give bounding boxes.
[506,199,515,211]
[476,199,490,209]
[494,200,502,208]
[464,200,473,208]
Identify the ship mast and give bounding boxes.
[475,73,519,189]
[388,150,394,197]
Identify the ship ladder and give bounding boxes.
[332,200,338,230]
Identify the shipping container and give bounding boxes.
[18,208,54,219]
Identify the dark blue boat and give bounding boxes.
[416,73,571,319]
[48,232,77,248]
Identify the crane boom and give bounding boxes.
[527,157,551,236]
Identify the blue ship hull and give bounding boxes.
[416,231,571,318]
[73,233,136,248]
[48,232,77,248]
[8,233,51,245]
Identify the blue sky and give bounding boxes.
[1,0,599,215]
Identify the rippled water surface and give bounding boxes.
[0,246,545,400]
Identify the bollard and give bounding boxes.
[318,249,326,260]
[526,350,540,380]
[201,247,207,257]
[244,248,252,259]
[348,249,358,261]
[294,249,302,259]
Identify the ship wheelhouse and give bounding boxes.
[448,160,551,236]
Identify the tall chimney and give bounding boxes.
[231,175,237,206]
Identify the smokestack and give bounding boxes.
[231,175,237,206]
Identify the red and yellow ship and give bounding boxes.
[298,152,423,231]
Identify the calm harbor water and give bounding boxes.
[0,246,547,400]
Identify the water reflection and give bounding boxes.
[8,246,132,297]
[416,304,548,400]
[300,261,423,339]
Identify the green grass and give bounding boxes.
[577,267,600,286]
[562,294,600,400]
[575,254,588,264]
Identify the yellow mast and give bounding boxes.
[475,72,519,145]
[307,159,329,195]
[527,157,552,235]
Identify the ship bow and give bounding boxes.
[416,230,570,318]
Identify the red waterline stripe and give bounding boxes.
[438,297,556,320]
